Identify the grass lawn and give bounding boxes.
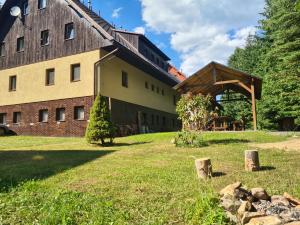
[0,132,299,224]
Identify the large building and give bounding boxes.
[0,0,182,137]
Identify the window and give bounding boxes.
[0,42,5,57]
[74,106,84,120]
[173,95,177,105]
[162,116,166,126]
[39,109,49,123]
[150,54,154,62]
[151,84,155,92]
[46,68,55,86]
[122,71,128,88]
[23,1,29,15]
[71,64,80,82]
[161,89,165,96]
[151,114,154,125]
[142,113,147,125]
[65,23,75,40]
[13,112,21,124]
[17,37,24,52]
[41,30,49,46]
[9,76,17,91]
[145,82,149,89]
[156,87,160,94]
[0,113,7,125]
[56,108,65,122]
[156,58,159,65]
[156,115,159,125]
[38,0,47,9]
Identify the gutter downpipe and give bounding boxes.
[94,47,119,110]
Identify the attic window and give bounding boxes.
[38,0,47,10]
[41,30,49,46]
[0,42,5,57]
[65,23,75,40]
[17,37,24,52]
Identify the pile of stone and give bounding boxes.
[220,182,300,225]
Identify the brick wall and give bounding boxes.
[0,96,94,137]
[0,96,180,137]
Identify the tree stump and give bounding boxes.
[245,150,260,171]
[195,158,212,179]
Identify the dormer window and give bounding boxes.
[23,1,29,15]
[65,23,75,40]
[17,37,24,52]
[0,42,5,57]
[38,0,47,10]
[41,30,49,46]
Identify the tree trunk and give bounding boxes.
[245,150,260,171]
[195,158,212,179]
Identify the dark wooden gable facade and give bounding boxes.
[0,0,110,70]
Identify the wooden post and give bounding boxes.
[245,150,260,171]
[251,79,257,131]
[195,158,212,179]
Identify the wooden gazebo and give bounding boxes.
[174,62,262,130]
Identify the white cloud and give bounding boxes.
[139,0,264,75]
[112,7,123,19]
[133,26,146,35]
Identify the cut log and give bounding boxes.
[195,158,212,179]
[245,150,260,171]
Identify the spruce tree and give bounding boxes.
[86,94,116,145]
[260,0,300,128]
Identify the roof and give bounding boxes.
[112,29,171,61]
[68,0,178,85]
[174,61,263,100]
[168,65,187,82]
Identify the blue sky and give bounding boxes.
[0,0,265,75]
[90,0,265,75]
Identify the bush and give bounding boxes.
[173,131,207,148]
[85,95,116,145]
[176,93,217,131]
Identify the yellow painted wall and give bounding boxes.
[0,50,100,106]
[0,49,177,114]
[99,54,178,114]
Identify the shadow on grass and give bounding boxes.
[207,139,250,145]
[92,142,152,147]
[0,150,115,192]
[259,166,276,171]
[213,172,227,177]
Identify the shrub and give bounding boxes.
[173,131,207,148]
[85,94,116,145]
[176,93,217,131]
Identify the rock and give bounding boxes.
[280,208,300,223]
[272,195,290,207]
[238,201,253,221]
[241,211,266,224]
[220,195,242,213]
[246,215,283,225]
[220,182,242,197]
[235,187,253,201]
[296,205,300,210]
[226,211,238,224]
[284,222,300,225]
[284,193,300,206]
[251,188,270,201]
[252,200,272,213]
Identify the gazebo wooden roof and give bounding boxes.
[174,62,263,130]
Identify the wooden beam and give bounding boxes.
[251,79,257,131]
[217,98,249,102]
[238,82,252,93]
[214,80,239,85]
